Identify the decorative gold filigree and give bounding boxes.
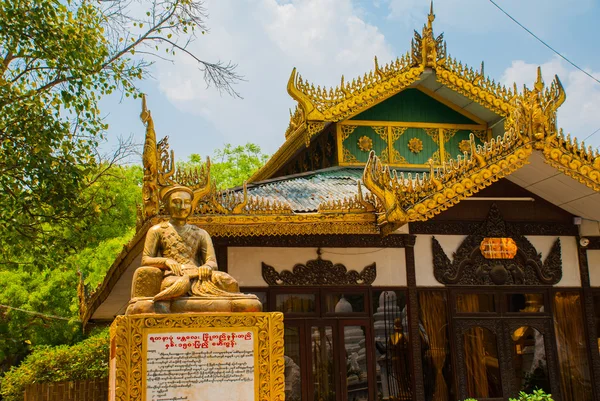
[391,127,408,142]
[341,125,358,141]
[287,59,424,123]
[507,66,565,146]
[408,137,424,154]
[281,3,513,131]
[357,136,373,152]
[343,148,359,163]
[318,181,377,213]
[541,129,600,191]
[458,139,471,153]
[431,150,441,164]
[110,313,285,401]
[443,129,458,143]
[436,57,512,116]
[473,130,488,142]
[305,122,326,147]
[362,132,532,230]
[285,105,305,139]
[424,128,440,144]
[411,2,446,68]
[187,213,379,237]
[141,98,211,219]
[392,149,407,164]
[372,126,387,142]
[196,183,293,215]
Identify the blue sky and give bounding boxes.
[99,0,600,162]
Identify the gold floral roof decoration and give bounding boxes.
[363,131,531,232]
[361,66,600,232]
[408,137,424,154]
[358,136,373,152]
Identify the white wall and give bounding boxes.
[227,247,406,287]
[587,249,600,287]
[527,236,580,287]
[414,235,466,286]
[413,235,580,287]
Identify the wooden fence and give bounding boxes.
[23,378,108,401]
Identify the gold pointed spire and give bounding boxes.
[428,1,435,30]
[534,66,544,92]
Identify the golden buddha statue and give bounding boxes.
[126,185,261,315]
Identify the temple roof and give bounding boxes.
[249,4,511,183]
[242,168,365,212]
[79,5,600,326]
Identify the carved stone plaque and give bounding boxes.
[145,330,256,401]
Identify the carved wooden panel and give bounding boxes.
[503,318,562,401]
[433,204,562,286]
[454,318,509,399]
[261,248,376,286]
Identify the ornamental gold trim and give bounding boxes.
[458,139,471,153]
[363,131,532,229]
[109,313,284,401]
[542,130,600,191]
[408,137,423,154]
[357,135,373,152]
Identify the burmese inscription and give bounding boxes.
[145,331,256,401]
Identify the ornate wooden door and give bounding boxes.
[454,317,561,401]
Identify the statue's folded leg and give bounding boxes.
[154,275,191,301]
[211,271,240,293]
[131,267,163,299]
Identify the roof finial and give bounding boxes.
[428,1,435,29]
[534,66,544,92]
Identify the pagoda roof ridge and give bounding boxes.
[284,2,514,136]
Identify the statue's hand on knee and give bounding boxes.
[165,259,183,276]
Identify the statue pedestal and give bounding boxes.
[108,312,284,401]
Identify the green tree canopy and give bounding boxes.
[0,0,241,267]
[179,143,269,190]
[0,164,141,376]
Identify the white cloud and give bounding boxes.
[155,0,393,153]
[501,57,600,147]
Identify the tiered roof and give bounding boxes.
[79,5,600,325]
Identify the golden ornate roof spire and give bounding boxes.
[141,94,159,219]
[411,0,446,68]
[139,96,212,220]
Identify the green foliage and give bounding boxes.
[0,0,240,267]
[509,389,554,401]
[0,0,241,387]
[0,165,140,377]
[0,328,109,401]
[178,143,269,190]
[462,390,554,401]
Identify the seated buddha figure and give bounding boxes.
[126,185,261,314]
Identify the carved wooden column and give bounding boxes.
[405,235,425,401]
[578,238,600,401]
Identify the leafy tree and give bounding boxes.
[0,0,242,379]
[0,165,141,378]
[0,0,241,266]
[179,143,269,190]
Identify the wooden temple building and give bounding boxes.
[80,7,600,401]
